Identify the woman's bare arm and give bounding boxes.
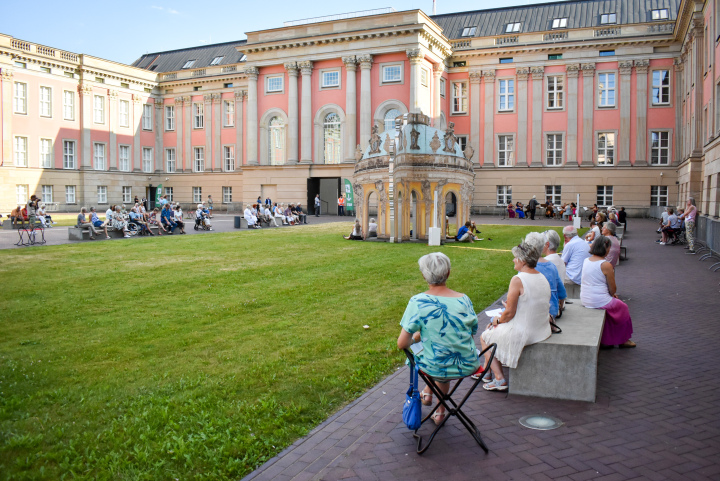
[601,261,617,297]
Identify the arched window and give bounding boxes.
[384,109,401,135]
[268,116,285,165]
[323,113,342,164]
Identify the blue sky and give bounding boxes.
[1,0,553,65]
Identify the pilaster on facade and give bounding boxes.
[407,49,424,114]
[132,94,143,172]
[342,56,358,163]
[516,67,530,167]
[674,58,684,166]
[234,90,246,168]
[358,54,373,148]
[618,61,633,167]
[182,95,192,172]
[566,64,580,166]
[174,96,185,172]
[298,61,313,163]
[432,63,444,129]
[244,66,259,165]
[530,66,544,167]
[581,63,595,166]
[284,62,299,164]
[108,90,118,171]
[211,93,221,172]
[469,70,482,165]
[691,15,704,156]
[634,59,649,167]
[0,69,12,166]
[154,99,164,172]
[482,70,496,167]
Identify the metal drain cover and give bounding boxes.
[519,414,563,430]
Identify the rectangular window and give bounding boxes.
[321,70,340,88]
[41,185,53,204]
[599,50,615,57]
[505,22,521,33]
[498,135,514,166]
[266,76,283,93]
[14,136,28,167]
[40,138,53,168]
[119,100,129,128]
[14,82,27,114]
[165,187,174,202]
[461,26,477,37]
[93,95,105,123]
[382,65,402,83]
[166,148,176,173]
[14,61,26,69]
[193,187,202,203]
[548,54,562,60]
[165,105,175,131]
[652,70,670,105]
[97,186,107,204]
[440,78,446,98]
[597,132,615,165]
[210,56,224,66]
[94,143,106,170]
[497,185,512,205]
[142,104,152,130]
[224,145,235,172]
[65,185,76,204]
[63,90,75,120]
[421,69,429,87]
[546,185,562,205]
[456,135,468,153]
[650,185,668,206]
[452,82,468,113]
[122,186,132,204]
[193,103,204,129]
[499,58,513,64]
[597,186,613,207]
[40,86,52,117]
[651,9,669,20]
[182,60,196,69]
[142,148,153,173]
[223,100,234,127]
[546,134,563,165]
[600,13,617,24]
[650,131,670,165]
[119,145,130,171]
[63,140,76,169]
[552,18,568,28]
[193,147,204,172]
[16,185,28,205]
[547,76,563,109]
[223,186,232,203]
[598,73,616,107]
[95,77,104,84]
[498,79,515,111]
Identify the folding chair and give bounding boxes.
[403,343,497,455]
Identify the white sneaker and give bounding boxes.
[659,242,666,245]
[124,234,131,238]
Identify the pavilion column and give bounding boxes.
[530,66,544,167]
[432,63,444,128]
[469,70,482,165]
[80,83,93,169]
[132,94,142,171]
[284,62,299,163]
[516,67,529,167]
[299,61,313,163]
[245,67,259,165]
[212,93,221,171]
[618,61,633,166]
[234,90,246,166]
[566,64,579,165]
[407,49,423,113]
[108,90,118,170]
[154,99,163,171]
[581,63,595,165]
[358,55,373,149]
[482,70,495,166]
[0,69,13,165]
[342,56,357,162]
[183,96,191,171]
[634,60,649,166]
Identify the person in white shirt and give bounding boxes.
[368,218,378,238]
[264,205,278,226]
[273,203,288,225]
[561,226,591,286]
[543,229,567,283]
[244,204,259,229]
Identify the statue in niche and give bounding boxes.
[369,124,382,154]
[430,132,441,153]
[410,125,420,150]
[443,123,457,153]
[355,144,363,162]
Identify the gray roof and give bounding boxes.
[430,0,682,39]
[131,40,247,73]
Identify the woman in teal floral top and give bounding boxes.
[397,252,480,425]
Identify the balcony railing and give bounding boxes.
[191,69,206,77]
[543,31,568,41]
[451,40,471,50]
[495,36,518,45]
[36,46,55,57]
[594,27,621,37]
[11,39,31,51]
[648,22,674,33]
[221,65,237,73]
[60,51,78,62]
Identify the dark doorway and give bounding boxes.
[307,177,341,215]
[445,192,457,217]
[146,185,157,210]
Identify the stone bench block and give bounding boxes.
[564,281,581,299]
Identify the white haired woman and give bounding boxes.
[397,252,481,425]
[478,238,552,391]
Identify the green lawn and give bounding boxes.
[0,222,572,480]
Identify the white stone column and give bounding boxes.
[692,18,704,154]
[342,56,357,163]
[284,62,299,163]
[516,67,529,167]
[212,94,221,171]
[674,59,684,165]
[80,83,93,169]
[407,49,423,114]
[183,96,191,171]
[154,99,163,172]
[235,90,245,166]
[566,64,579,165]
[299,61,313,163]
[634,60,649,166]
[482,70,496,167]
[432,63,444,128]
[174,97,184,171]
[618,61,632,166]
[358,55,373,148]
[132,94,142,171]
[0,69,13,165]
[581,63,595,165]
[469,70,482,165]
[530,66,544,167]
[245,67,259,165]
[108,90,118,170]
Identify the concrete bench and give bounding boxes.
[508,302,606,402]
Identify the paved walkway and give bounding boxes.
[243,218,720,481]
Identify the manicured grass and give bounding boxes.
[0,222,572,480]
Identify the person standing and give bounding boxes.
[338,194,345,216]
[679,198,697,254]
[207,195,214,218]
[527,195,538,220]
[315,194,321,217]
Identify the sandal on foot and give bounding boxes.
[420,391,433,406]
[431,411,446,425]
[471,371,492,383]
[483,379,508,391]
[619,340,636,348]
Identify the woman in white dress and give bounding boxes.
[478,237,552,391]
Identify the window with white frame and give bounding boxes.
[14,82,27,114]
[382,64,402,84]
[323,113,342,164]
[193,103,204,129]
[223,100,234,127]
[63,90,75,120]
[321,70,340,88]
[65,185,76,204]
[650,185,668,206]
[440,78,446,97]
[222,186,232,203]
[193,187,202,203]
[600,13,617,24]
[119,100,129,127]
[651,9,668,20]
[41,185,53,203]
[597,132,615,165]
[210,56,224,66]
[266,76,283,93]
[164,187,173,202]
[119,145,130,171]
[40,138,53,168]
[497,185,512,205]
[142,148,153,173]
[97,186,107,204]
[461,26,477,37]
[498,79,515,111]
[63,140,76,169]
[456,135,468,153]
[505,22,521,33]
[421,69,429,87]
[40,86,52,117]
[182,60,196,69]
[122,186,132,204]
[268,117,285,165]
[547,76,563,109]
[546,134,563,165]
[598,73,616,107]
[596,186,613,207]
[165,105,175,131]
[166,148,176,173]
[16,184,28,205]
[552,18,568,28]
[14,136,28,167]
[93,95,105,123]
[194,147,204,172]
[650,131,670,165]
[224,145,235,171]
[93,143,106,170]
[142,104,152,130]
[384,109,401,134]
[498,135,514,166]
[452,81,468,113]
[546,185,562,204]
[652,70,670,105]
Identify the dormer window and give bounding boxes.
[600,13,617,24]
[182,60,196,69]
[210,56,224,66]
[461,26,477,37]
[552,18,568,29]
[651,9,669,20]
[505,22,521,33]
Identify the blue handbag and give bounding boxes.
[402,364,422,431]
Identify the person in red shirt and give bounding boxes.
[338,194,346,216]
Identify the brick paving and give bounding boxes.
[243,218,720,481]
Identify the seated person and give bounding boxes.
[129,207,153,235]
[608,211,620,226]
[397,252,480,425]
[529,232,566,323]
[89,207,110,238]
[149,208,165,234]
[515,202,525,219]
[273,203,287,225]
[367,218,378,238]
[659,207,678,245]
[76,207,103,240]
[264,204,278,227]
[455,221,479,243]
[507,203,516,218]
[284,205,296,225]
[296,203,307,224]
[479,238,552,391]
[106,205,116,224]
[543,229,566,283]
[602,222,621,267]
[113,206,132,238]
[562,226,591,287]
[174,205,186,234]
[36,204,53,228]
[343,219,363,240]
[581,236,636,348]
[160,204,177,234]
[244,204,259,229]
[10,205,23,226]
[585,220,601,243]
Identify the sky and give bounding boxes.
[0,0,559,65]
